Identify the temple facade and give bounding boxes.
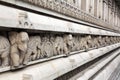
[0,0,120,80]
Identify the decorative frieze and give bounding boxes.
[20,0,119,32]
[0,31,120,70]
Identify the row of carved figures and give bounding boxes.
[0,31,120,68]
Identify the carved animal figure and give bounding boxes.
[79,36,88,50]
[24,36,41,64]
[92,36,100,48]
[97,36,103,47]
[116,37,120,42]
[86,35,95,48]
[110,37,114,44]
[72,36,80,51]
[101,36,107,46]
[54,36,68,55]
[64,34,74,53]
[49,34,56,56]
[41,36,54,58]
[104,36,110,45]
[0,35,10,67]
[79,35,93,51]
[54,34,73,56]
[9,31,29,68]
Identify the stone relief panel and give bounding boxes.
[0,31,120,69]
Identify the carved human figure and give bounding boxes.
[9,31,29,68]
[0,35,10,67]
[23,35,41,64]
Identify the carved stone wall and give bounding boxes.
[0,31,120,70]
[21,0,120,32]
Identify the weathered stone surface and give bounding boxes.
[0,35,10,67]
[8,31,29,68]
[0,30,119,70]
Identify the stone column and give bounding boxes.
[97,0,103,19]
[86,0,90,13]
[94,0,98,17]
[86,0,95,15]
[81,0,86,11]
[100,0,103,19]
[77,0,81,9]
[91,0,95,15]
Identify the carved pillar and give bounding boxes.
[86,0,90,13]
[91,0,95,15]
[118,10,120,27]
[94,0,98,17]
[106,0,109,22]
[102,0,104,20]
[74,0,79,7]
[85,0,94,15]
[115,8,117,26]
[77,0,81,9]
[81,0,86,11]
[97,0,103,19]
[115,10,117,26]
[108,0,112,23]
[100,0,103,19]
[103,0,107,21]
[112,1,116,26]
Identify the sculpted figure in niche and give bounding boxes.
[116,37,120,42]
[97,36,103,47]
[93,36,100,48]
[79,36,88,50]
[110,37,114,44]
[49,34,56,56]
[102,36,107,46]
[54,34,73,56]
[0,35,10,67]
[72,35,80,51]
[79,35,93,51]
[24,35,41,64]
[54,35,67,55]
[9,31,29,68]
[113,37,116,43]
[115,37,118,43]
[63,34,74,54]
[41,35,54,58]
[118,37,120,42]
[85,35,94,48]
[104,36,110,45]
